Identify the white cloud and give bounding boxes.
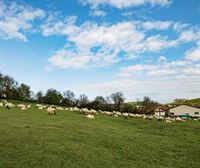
[118,64,158,77]
[117,58,199,78]
[42,19,183,69]
[158,56,167,63]
[81,60,200,102]
[185,45,200,61]
[179,30,196,42]
[144,35,178,52]
[164,60,191,67]
[147,69,177,75]
[142,21,172,30]
[80,0,172,9]
[90,9,106,17]
[81,75,200,103]
[0,0,45,41]
[48,45,118,69]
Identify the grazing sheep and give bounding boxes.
[142,114,147,119]
[157,116,165,121]
[27,104,31,108]
[21,106,27,110]
[86,114,95,119]
[82,108,91,114]
[0,102,3,107]
[166,119,172,123]
[104,111,113,116]
[69,107,74,111]
[38,106,43,110]
[90,109,97,114]
[122,113,129,119]
[116,112,121,116]
[5,103,14,109]
[129,113,135,118]
[147,116,153,120]
[114,114,118,117]
[175,117,185,122]
[65,107,69,110]
[17,104,25,108]
[135,114,143,118]
[73,107,80,112]
[47,107,56,115]
[56,107,64,110]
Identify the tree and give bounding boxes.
[62,90,76,106]
[0,74,18,99]
[43,89,63,105]
[17,83,31,100]
[92,96,107,110]
[78,94,89,108]
[36,91,43,102]
[110,92,125,111]
[141,96,159,114]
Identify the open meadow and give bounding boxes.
[0,103,200,168]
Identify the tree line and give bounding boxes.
[0,72,159,114]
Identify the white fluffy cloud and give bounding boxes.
[0,0,45,41]
[185,45,200,61]
[81,59,200,102]
[80,0,172,9]
[48,45,118,69]
[90,9,106,17]
[142,21,172,30]
[42,18,184,69]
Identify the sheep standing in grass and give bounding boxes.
[27,104,31,108]
[175,117,185,122]
[73,107,80,112]
[122,113,129,119]
[5,103,14,109]
[86,114,95,119]
[21,106,27,110]
[166,119,172,123]
[47,107,56,115]
[0,102,3,107]
[146,116,153,120]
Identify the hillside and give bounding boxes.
[0,101,200,168]
[167,98,200,106]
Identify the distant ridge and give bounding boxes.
[167,98,200,106]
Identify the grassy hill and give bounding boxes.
[0,101,200,168]
[167,98,200,106]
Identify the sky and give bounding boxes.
[0,0,200,103]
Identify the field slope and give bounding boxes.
[0,105,200,168]
[167,98,200,106]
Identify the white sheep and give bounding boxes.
[0,102,3,107]
[21,106,27,110]
[47,107,56,115]
[5,102,15,109]
[27,104,31,108]
[38,106,43,110]
[175,117,185,122]
[166,119,172,123]
[116,112,121,116]
[73,107,80,111]
[122,113,129,119]
[147,116,154,120]
[56,107,64,110]
[86,114,95,119]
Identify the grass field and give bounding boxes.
[0,105,200,168]
[167,98,200,106]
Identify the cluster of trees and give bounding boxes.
[0,73,159,114]
[0,73,32,101]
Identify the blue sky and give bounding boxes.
[0,0,200,103]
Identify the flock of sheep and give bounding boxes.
[0,100,199,122]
